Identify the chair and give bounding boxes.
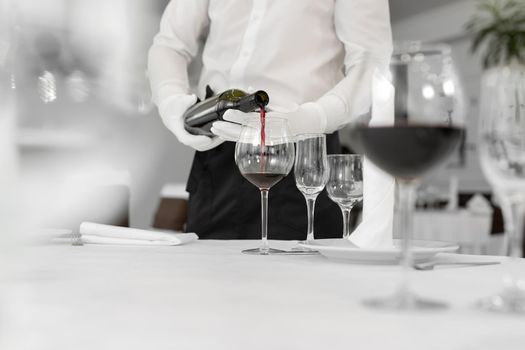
[152,183,189,232]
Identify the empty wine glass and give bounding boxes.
[478,64,525,313]
[326,155,363,238]
[350,43,465,310]
[293,134,329,250]
[235,117,295,255]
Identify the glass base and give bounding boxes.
[477,287,525,313]
[242,247,286,255]
[363,289,447,311]
[290,241,318,254]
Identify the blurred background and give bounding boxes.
[0,0,503,252]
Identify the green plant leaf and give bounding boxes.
[466,0,525,68]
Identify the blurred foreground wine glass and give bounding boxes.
[478,64,525,313]
[350,43,465,310]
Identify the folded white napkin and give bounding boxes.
[349,69,395,248]
[79,222,198,246]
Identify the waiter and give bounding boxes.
[148,0,393,239]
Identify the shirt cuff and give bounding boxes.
[316,93,348,133]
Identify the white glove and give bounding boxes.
[211,102,327,142]
[158,94,224,152]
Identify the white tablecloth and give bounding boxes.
[1,240,524,350]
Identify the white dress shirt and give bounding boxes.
[148,0,393,133]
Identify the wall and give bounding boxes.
[10,0,193,230]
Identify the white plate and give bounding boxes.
[299,239,459,264]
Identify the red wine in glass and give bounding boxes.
[243,172,286,190]
[349,125,463,180]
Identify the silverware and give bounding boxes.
[273,250,319,255]
[413,261,500,271]
[71,232,83,246]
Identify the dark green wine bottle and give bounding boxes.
[184,87,269,137]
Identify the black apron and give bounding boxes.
[185,132,343,239]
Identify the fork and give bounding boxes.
[413,261,500,270]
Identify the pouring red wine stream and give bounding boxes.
[260,107,267,172]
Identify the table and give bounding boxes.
[1,240,524,350]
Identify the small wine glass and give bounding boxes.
[293,134,329,251]
[326,155,363,239]
[350,42,466,310]
[478,63,525,313]
[235,117,295,255]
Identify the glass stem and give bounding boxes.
[507,197,524,259]
[341,205,353,239]
[397,180,417,294]
[505,195,525,288]
[305,195,317,242]
[260,190,269,254]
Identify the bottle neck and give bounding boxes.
[234,90,269,112]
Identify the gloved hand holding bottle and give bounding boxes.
[183,88,269,137]
[158,93,223,152]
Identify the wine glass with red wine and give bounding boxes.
[235,117,295,255]
[350,43,466,310]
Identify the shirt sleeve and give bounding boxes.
[317,0,393,133]
[147,0,210,106]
